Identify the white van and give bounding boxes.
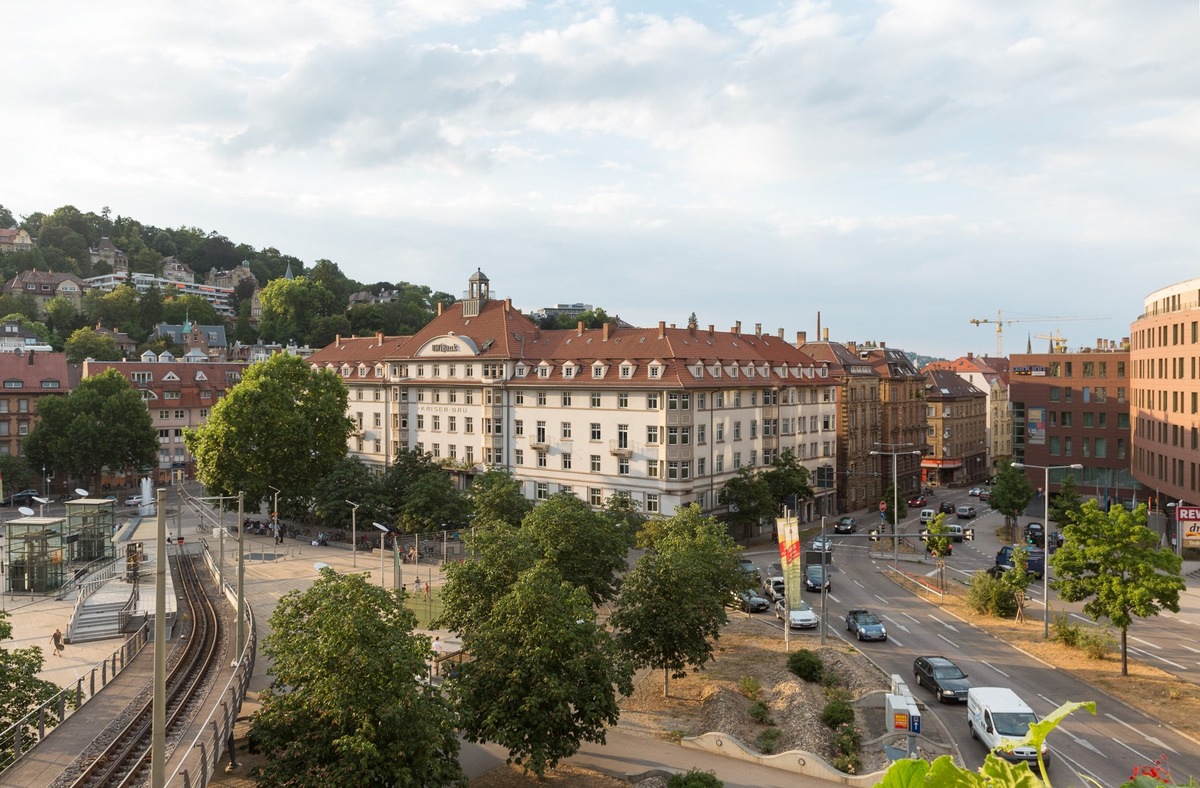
[966,687,1048,768]
[919,509,936,525]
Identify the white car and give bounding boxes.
[761,575,786,603]
[776,599,819,629]
[811,536,834,552]
[125,495,143,506]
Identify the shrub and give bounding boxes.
[966,570,1018,617]
[821,700,854,729]
[788,649,824,682]
[667,769,723,788]
[738,675,762,700]
[756,726,782,753]
[820,670,843,689]
[823,685,852,704]
[833,722,862,755]
[1051,612,1081,647]
[1078,627,1115,659]
[831,753,861,774]
[748,700,773,725]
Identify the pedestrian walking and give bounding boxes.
[423,582,430,600]
[432,635,443,676]
[412,580,420,596]
[50,628,64,657]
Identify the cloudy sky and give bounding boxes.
[3,1,1195,358]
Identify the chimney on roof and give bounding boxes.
[689,322,696,336]
[659,321,666,339]
[670,323,676,329]
[846,341,856,353]
[577,321,584,336]
[777,328,783,339]
[880,341,886,348]
[505,298,512,312]
[708,325,714,335]
[755,323,761,337]
[437,301,444,316]
[335,334,342,347]
[823,328,829,341]
[734,321,741,335]
[376,331,383,345]
[797,331,806,346]
[602,322,610,341]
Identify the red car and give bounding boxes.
[907,495,927,507]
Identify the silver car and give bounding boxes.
[776,599,819,629]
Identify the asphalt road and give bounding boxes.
[747,488,1200,786]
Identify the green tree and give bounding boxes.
[718,467,774,541]
[43,297,83,340]
[310,456,389,528]
[378,449,443,517]
[1048,474,1084,527]
[64,327,122,363]
[611,505,742,697]
[0,204,14,228]
[762,450,813,511]
[83,285,141,338]
[519,492,628,604]
[0,456,36,495]
[185,353,353,516]
[24,370,156,491]
[436,527,541,634]
[0,610,62,739]
[882,482,907,527]
[602,490,646,548]
[251,569,465,787]
[449,561,631,777]
[396,471,468,533]
[991,461,1035,533]
[160,294,221,327]
[1052,501,1185,675]
[468,468,533,529]
[137,284,164,339]
[258,276,340,345]
[922,512,952,558]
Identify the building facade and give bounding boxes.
[85,272,235,317]
[862,343,927,500]
[0,351,76,461]
[307,271,842,521]
[924,354,1012,473]
[3,270,88,313]
[1130,278,1200,510]
[1009,344,1136,506]
[922,369,988,487]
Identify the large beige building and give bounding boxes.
[306,271,843,521]
[1130,278,1200,510]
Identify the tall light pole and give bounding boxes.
[1012,462,1082,639]
[374,522,398,590]
[346,500,360,567]
[870,446,922,563]
[268,485,280,537]
[236,491,246,662]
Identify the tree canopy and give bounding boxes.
[719,467,774,540]
[0,610,62,737]
[64,327,121,363]
[1052,501,1185,675]
[991,461,1035,530]
[23,369,157,489]
[185,353,353,516]
[251,569,465,787]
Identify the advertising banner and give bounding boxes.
[1027,407,1046,445]
[1178,506,1200,546]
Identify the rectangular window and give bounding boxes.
[715,454,724,472]
[591,392,601,407]
[432,415,440,431]
[647,393,660,409]
[647,459,659,478]
[561,422,572,439]
[618,457,630,475]
[536,483,549,500]
[1049,387,1061,402]
[716,423,724,442]
[562,392,572,407]
[1094,437,1106,458]
[646,494,659,514]
[536,421,547,442]
[697,424,706,444]
[465,417,474,433]
[448,416,457,432]
[1049,436,1061,455]
[733,452,742,469]
[733,422,742,440]
[618,393,629,408]
[514,419,524,436]
[537,450,547,467]
[562,453,572,470]
[591,423,601,440]
[589,488,602,506]
[647,425,659,444]
[697,457,706,475]
[515,392,524,405]
[537,391,547,406]
[591,455,601,472]
[515,449,524,465]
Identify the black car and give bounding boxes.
[1024,522,1046,548]
[834,516,857,534]
[913,655,972,703]
[804,564,830,592]
[730,590,770,613]
[4,489,39,507]
[939,501,955,515]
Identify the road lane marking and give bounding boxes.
[1129,635,1161,650]
[1070,613,1094,625]
[828,594,841,605]
[899,612,919,623]
[886,635,902,647]
[1128,646,1187,671]
[1105,713,1177,754]
[1059,728,1107,758]
[881,616,910,633]
[874,595,892,605]
[937,633,959,650]
[1054,749,1105,784]
[853,579,865,588]
[1110,736,1154,763]
[1179,644,1200,654]
[979,660,1009,678]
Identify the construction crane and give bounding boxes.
[969,311,1109,356]
[1034,330,1070,353]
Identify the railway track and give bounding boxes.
[61,552,225,788]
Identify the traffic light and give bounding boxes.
[964,528,975,541]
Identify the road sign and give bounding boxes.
[964,528,975,541]
[879,501,887,512]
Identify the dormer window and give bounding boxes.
[648,364,662,379]
[591,364,605,379]
[620,365,633,379]
[537,366,550,379]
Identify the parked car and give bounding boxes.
[4,489,39,507]
[907,495,927,507]
[956,505,977,519]
[834,516,857,534]
[939,501,956,515]
[845,608,888,641]
[767,561,783,576]
[804,564,830,592]
[729,590,770,613]
[776,599,819,629]
[914,655,972,702]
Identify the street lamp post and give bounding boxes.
[374,523,398,590]
[346,501,360,567]
[870,446,922,563]
[268,485,280,538]
[1012,462,1083,639]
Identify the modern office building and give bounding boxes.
[307,270,842,521]
[1009,341,1136,506]
[1130,278,1200,509]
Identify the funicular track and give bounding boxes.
[60,553,224,788]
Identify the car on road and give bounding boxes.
[729,590,770,613]
[913,655,972,702]
[762,576,786,603]
[776,599,819,629]
[804,564,830,592]
[811,536,834,552]
[907,495,927,507]
[125,495,142,506]
[4,489,39,507]
[1023,522,1046,548]
[939,501,956,515]
[738,558,760,583]
[956,505,977,519]
[845,608,888,641]
[834,516,857,534]
[768,561,783,576]
[919,508,936,525]
[967,687,1047,767]
[978,490,991,502]
[995,544,1046,579]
